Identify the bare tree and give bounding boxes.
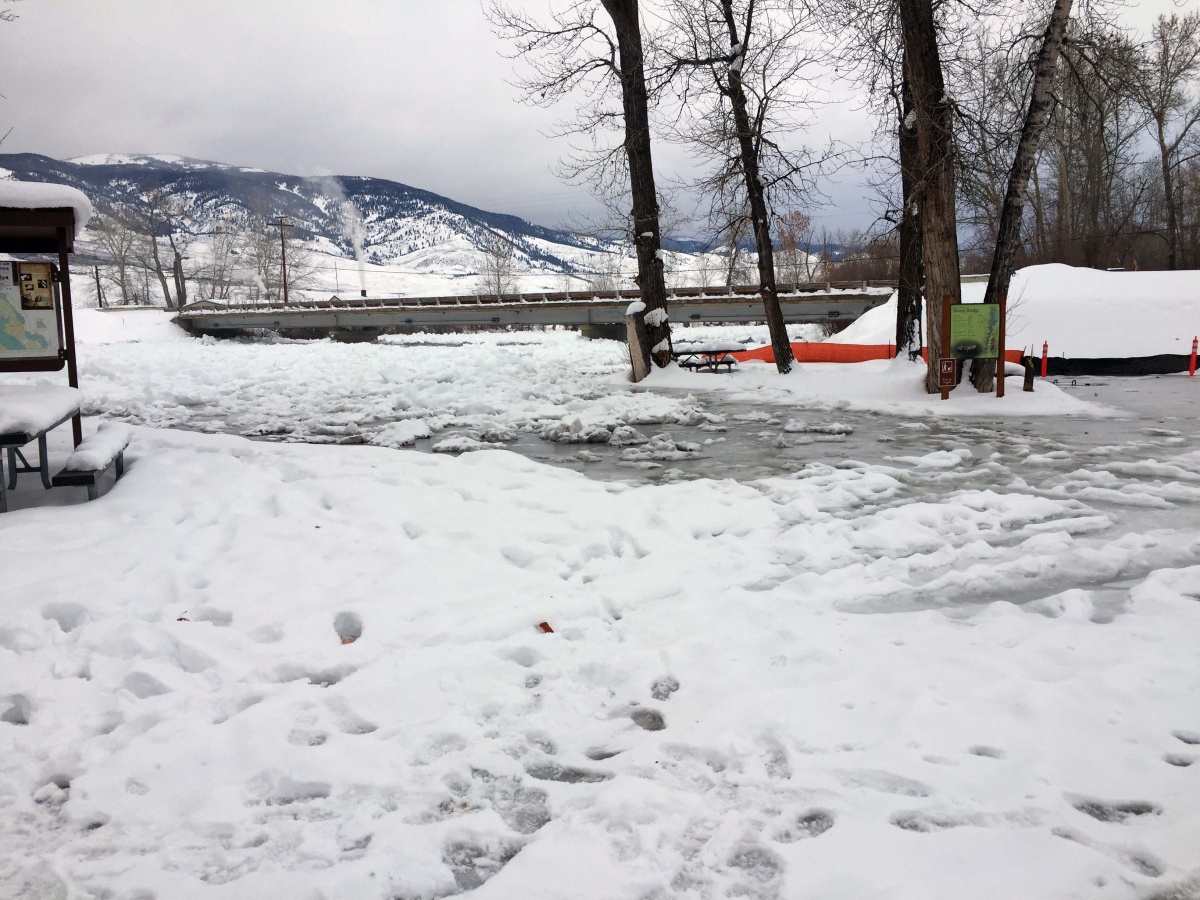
[201,212,246,302]
[488,0,673,373]
[239,214,316,304]
[476,230,518,296]
[89,207,140,306]
[1132,12,1200,271]
[658,0,833,373]
[775,209,814,284]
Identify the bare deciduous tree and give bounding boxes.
[1132,12,1200,271]
[89,207,140,306]
[488,0,673,374]
[476,230,518,296]
[658,0,833,373]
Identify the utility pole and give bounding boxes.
[277,216,290,305]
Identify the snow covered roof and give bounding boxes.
[0,181,94,234]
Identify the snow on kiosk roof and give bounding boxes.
[0,181,93,252]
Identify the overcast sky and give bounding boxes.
[1,0,1194,238]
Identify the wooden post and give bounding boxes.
[996,292,1006,399]
[56,226,82,447]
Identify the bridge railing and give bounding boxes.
[180,279,897,315]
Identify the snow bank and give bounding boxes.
[0,180,93,233]
[1,425,1198,897]
[829,265,1200,358]
[644,357,1112,418]
[71,308,191,345]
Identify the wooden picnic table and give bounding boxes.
[0,384,82,513]
[674,341,744,373]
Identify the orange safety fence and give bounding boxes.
[730,343,1025,365]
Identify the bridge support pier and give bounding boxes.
[580,323,627,342]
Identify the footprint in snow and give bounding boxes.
[1068,795,1161,824]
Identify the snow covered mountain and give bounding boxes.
[0,152,609,275]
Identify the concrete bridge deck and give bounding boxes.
[175,281,897,338]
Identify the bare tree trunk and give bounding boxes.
[148,236,174,309]
[718,0,794,374]
[897,0,961,393]
[896,69,923,359]
[601,0,672,371]
[1158,122,1179,270]
[971,0,1072,391]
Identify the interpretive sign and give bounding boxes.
[948,303,1000,359]
[938,357,956,390]
[0,262,62,363]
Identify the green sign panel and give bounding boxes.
[948,303,1000,359]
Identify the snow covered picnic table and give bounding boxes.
[674,341,743,372]
[0,384,81,512]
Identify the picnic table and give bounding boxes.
[0,384,81,512]
[674,341,743,373]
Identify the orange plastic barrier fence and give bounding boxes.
[731,343,1024,365]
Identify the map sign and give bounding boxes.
[948,303,1000,360]
[0,262,61,361]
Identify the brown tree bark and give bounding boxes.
[971,0,1073,391]
[717,0,794,374]
[896,68,924,359]
[897,0,961,393]
[600,0,673,370]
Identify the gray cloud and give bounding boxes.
[0,0,1190,238]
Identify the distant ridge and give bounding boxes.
[0,152,612,272]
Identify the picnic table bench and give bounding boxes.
[51,423,130,500]
[674,342,743,373]
[0,385,128,511]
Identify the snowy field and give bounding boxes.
[2,315,1200,899]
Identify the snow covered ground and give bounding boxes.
[2,313,1200,898]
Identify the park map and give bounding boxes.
[0,265,55,357]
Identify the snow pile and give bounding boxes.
[829,265,1200,358]
[645,357,1111,418]
[70,308,191,345]
[0,181,93,233]
[1,425,1198,897]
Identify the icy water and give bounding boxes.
[497,375,1200,616]
[485,375,1198,484]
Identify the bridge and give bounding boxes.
[175,280,897,340]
